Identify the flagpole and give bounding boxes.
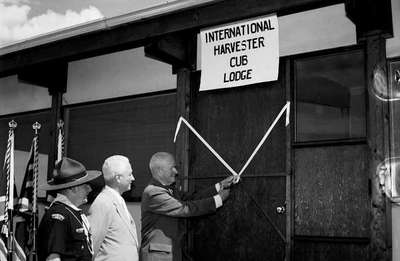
[7,120,17,261]
[31,122,41,261]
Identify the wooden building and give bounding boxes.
[0,0,399,260]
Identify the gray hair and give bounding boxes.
[149,152,173,176]
[102,155,131,185]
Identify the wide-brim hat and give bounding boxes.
[41,157,102,191]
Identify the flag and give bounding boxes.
[0,236,25,261]
[0,237,6,261]
[0,122,16,236]
[16,124,40,261]
[12,236,26,261]
[56,120,64,164]
[0,121,26,261]
[47,120,64,203]
[15,133,39,259]
[15,140,35,258]
[16,140,35,213]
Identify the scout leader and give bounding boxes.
[38,157,102,261]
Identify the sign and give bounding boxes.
[199,14,279,91]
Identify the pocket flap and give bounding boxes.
[149,243,172,253]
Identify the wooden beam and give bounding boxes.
[0,0,339,77]
[145,34,190,69]
[345,0,393,40]
[17,62,68,91]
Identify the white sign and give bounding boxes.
[199,14,279,91]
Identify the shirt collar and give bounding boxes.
[53,193,81,211]
[105,185,124,201]
[151,178,175,190]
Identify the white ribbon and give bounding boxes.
[238,101,290,176]
[174,101,291,182]
[174,117,238,177]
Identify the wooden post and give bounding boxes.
[16,61,68,181]
[365,34,391,261]
[175,67,191,193]
[47,90,64,180]
[284,58,293,261]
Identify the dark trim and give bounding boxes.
[287,43,364,60]
[293,138,367,148]
[63,89,176,109]
[277,0,342,17]
[294,235,370,244]
[0,108,51,120]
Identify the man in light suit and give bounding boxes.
[141,152,233,261]
[88,155,139,261]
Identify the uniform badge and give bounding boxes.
[51,213,65,221]
[76,228,84,233]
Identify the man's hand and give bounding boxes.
[218,189,230,202]
[219,176,234,190]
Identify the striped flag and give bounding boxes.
[56,120,64,164]
[0,237,25,261]
[14,139,35,258]
[0,121,26,261]
[46,120,64,204]
[15,125,40,260]
[0,237,6,261]
[17,138,36,213]
[0,121,16,235]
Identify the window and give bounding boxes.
[295,49,366,142]
[66,92,176,201]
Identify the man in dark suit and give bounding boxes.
[140,152,233,261]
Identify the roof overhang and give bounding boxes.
[0,0,392,78]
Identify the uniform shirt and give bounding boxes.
[38,194,93,261]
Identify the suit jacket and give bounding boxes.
[88,186,139,261]
[140,179,218,261]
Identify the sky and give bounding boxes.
[0,0,169,47]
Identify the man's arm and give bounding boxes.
[179,176,234,202]
[87,196,112,256]
[144,186,228,217]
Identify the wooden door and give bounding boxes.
[188,73,289,260]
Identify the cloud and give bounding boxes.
[0,0,31,4]
[0,2,104,47]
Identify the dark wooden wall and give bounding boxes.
[294,145,370,260]
[66,92,177,200]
